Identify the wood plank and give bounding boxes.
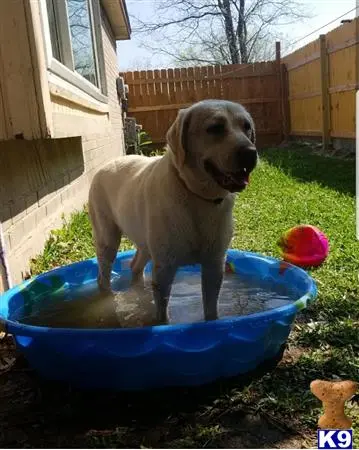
[126,71,134,107]
[328,84,358,94]
[328,40,356,91]
[289,91,321,100]
[146,70,154,108]
[283,38,320,72]
[139,70,148,108]
[276,42,284,141]
[125,69,276,85]
[214,65,223,99]
[167,68,175,106]
[166,68,177,135]
[150,128,282,143]
[128,97,280,113]
[173,68,182,111]
[206,65,215,99]
[142,70,155,141]
[132,71,141,109]
[189,67,198,103]
[320,34,331,150]
[284,39,359,71]
[330,91,355,136]
[159,68,169,141]
[152,69,161,142]
[160,69,169,104]
[200,66,209,99]
[186,67,196,103]
[280,64,290,140]
[285,53,320,72]
[289,97,322,134]
[220,65,232,100]
[326,19,356,52]
[327,38,359,54]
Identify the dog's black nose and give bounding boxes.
[237,146,258,172]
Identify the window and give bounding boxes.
[67,0,98,86]
[45,0,107,97]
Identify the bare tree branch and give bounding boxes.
[131,0,312,68]
[133,11,221,33]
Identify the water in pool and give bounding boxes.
[20,267,297,328]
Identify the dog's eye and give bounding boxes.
[207,123,225,135]
[243,120,251,132]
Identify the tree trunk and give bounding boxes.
[218,0,239,64]
[237,0,248,63]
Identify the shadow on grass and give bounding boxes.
[260,148,355,197]
[0,345,302,448]
[249,345,359,430]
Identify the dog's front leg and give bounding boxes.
[201,259,225,321]
[152,263,177,324]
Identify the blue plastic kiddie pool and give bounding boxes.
[0,249,317,391]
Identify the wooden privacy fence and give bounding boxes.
[121,19,357,149]
[121,45,285,147]
[283,18,357,146]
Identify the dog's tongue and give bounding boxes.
[228,173,249,187]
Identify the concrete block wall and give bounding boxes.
[0,14,126,288]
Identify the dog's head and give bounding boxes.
[166,100,258,197]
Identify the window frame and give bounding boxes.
[41,0,108,103]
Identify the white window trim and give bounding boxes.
[48,72,109,114]
[39,0,108,105]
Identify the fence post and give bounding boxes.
[276,41,289,142]
[320,34,331,150]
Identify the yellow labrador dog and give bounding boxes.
[88,100,258,324]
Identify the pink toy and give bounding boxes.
[278,225,329,268]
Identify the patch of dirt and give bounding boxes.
[0,338,315,448]
[280,345,308,366]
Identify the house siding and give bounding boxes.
[0,13,125,288]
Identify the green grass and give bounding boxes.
[30,208,134,274]
[30,147,359,447]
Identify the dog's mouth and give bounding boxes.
[204,160,250,193]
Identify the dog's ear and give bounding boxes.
[166,107,191,169]
[249,115,256,145]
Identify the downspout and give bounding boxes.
[0,222,11,292]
